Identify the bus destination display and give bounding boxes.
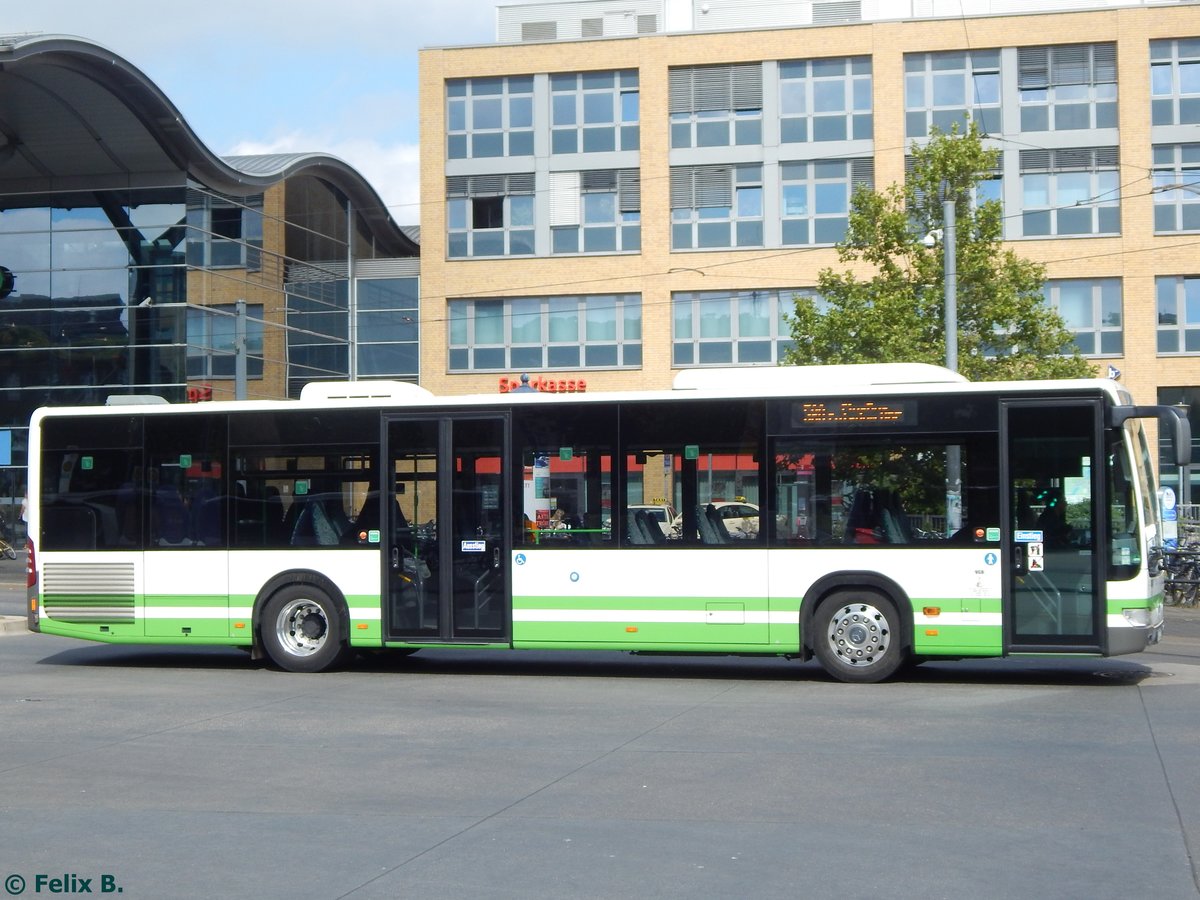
[791,398,914,427]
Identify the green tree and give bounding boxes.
[786,122,1093,381]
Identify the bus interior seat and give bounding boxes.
[635,509,666,545]
[287,498,343,546]
[696,505,720,544]
[701,504,732,545]
[844,488,911,544]
[625,510,652,545]
[193,495,227,546]
[152,487,189,544]
[878,490,913,544]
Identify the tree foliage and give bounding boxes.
[786,122,1093,381]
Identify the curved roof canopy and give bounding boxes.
[0,34,417,256]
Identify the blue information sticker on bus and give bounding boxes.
[461,540,486,553]
[1014,530,1043,543]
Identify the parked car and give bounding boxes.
[709,501,759,538]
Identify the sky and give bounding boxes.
[5,1,504,225]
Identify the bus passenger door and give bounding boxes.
[384,415,509,642]
[1003,402,1103,653]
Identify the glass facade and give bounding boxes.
[356,278,420,380]
[0,174,414,494]
[0,186,189,421]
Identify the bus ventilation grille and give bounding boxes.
[42,562,136,624]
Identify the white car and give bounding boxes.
[709,501,759,538]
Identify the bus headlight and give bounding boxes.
[1122,608,1151,627]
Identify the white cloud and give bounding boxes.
[228,135,421,225]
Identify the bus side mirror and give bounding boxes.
[1108,406,1192,467]
[1164,406,1192,468]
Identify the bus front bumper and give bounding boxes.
[1108,606,1164,656]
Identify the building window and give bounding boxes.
[671,165,763,250]
[668,64,763,148]
[779,56,872,143]
[446,174,535,257]
[286,276,349,397]
[1152,144,1200,232]
[448,294,642,371]
[186,303,264,379]
[1018,44,1117,132]
[904,50,1000,138]
[781,158,872,245]
[1020,148,1120,237]
[356,278,419,380]
[1044,279,1122,357]
[186,192,263,271]
[549,169,640,254]
[672,289,804,366]
[446,75,534,160]
[1156,388,1200,492]
[906,156,1001,217]
[1151,38,1200,126]
[551,70,639,154]
[1156,276,1200,354]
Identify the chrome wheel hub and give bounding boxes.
[827,602,890,667]
[275,599,327,657]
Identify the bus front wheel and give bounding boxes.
[261,585,351,673]
[813,591,905,683]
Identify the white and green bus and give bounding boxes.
[25,364,1189,683]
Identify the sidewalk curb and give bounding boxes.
[0,615,28,635]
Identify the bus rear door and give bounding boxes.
[384,415,510,643]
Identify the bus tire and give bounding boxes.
[813,591,905,683]
[261,584,351,673]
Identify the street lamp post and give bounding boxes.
[942,188,961,534]
[943,194,957,372]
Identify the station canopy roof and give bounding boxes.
[0,33,416,256]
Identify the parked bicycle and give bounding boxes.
[0,532,16,560]
[1164,524,1200,607]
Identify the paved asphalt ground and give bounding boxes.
[2,555,1199,899]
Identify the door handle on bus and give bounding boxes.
[1013,543,1028,576]
[493,546,500,569]
[391,546,400,570]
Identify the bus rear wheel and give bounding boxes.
[813,591,905,683]
[261,585,350,673]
